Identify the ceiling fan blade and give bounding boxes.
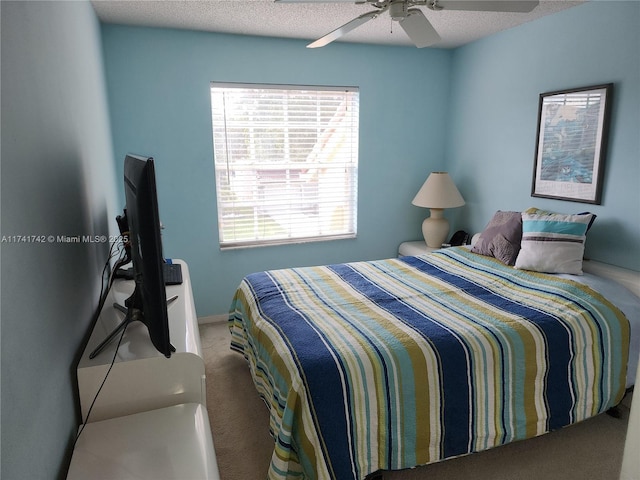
[307,10,380,48]
[399,8,441,48]
[433,1,539,13]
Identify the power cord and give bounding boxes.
[94,240,126,317]
[72,239,130,447]
[72,320,129,447]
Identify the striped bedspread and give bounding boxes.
[229,247,629,480]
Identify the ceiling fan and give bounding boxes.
[275,0,540,48]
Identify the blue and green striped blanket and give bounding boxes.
[229,247,629,480]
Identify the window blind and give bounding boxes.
[210,83,359,248]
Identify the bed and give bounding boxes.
[229,213,640,480]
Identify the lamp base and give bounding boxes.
[421,208,449,249]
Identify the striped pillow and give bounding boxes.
[524,207,597,232]
[514,211,595,274]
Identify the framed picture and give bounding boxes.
[531,83,613,204]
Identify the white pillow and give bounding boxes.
[514,211,595,275]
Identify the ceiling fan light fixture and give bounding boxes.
[389,1,408,20]
[301,0,539,49]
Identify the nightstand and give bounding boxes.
[398,241,439,257]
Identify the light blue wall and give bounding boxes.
[446,1,640,269]
[1,2,118,478]
[102,26,453,316]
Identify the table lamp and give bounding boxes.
[411,172,465,248]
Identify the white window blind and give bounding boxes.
[210,83,359,248]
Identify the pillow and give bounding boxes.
[524,207,597,231]
[471,211,522,265]
[514,210,595,274]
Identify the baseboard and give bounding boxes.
[198,314,227,325]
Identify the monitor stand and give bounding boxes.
[89,294,178,360]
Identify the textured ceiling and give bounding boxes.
[91,0,584,49]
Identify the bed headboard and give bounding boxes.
[582,260,640,299]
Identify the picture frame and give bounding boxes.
[531,83,613,205]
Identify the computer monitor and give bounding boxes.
[89,154,173,359]
[123,154,173,357]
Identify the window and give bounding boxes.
[210,83,359,249]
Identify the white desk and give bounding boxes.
[77,260,205,423]
[69,260,219,480]
[67,403,220,480]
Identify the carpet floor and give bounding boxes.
[200,321,632,480]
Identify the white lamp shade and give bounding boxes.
[411,172,465,209]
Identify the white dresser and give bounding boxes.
[68,260,219,480]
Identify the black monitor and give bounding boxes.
[90,154,174,359]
